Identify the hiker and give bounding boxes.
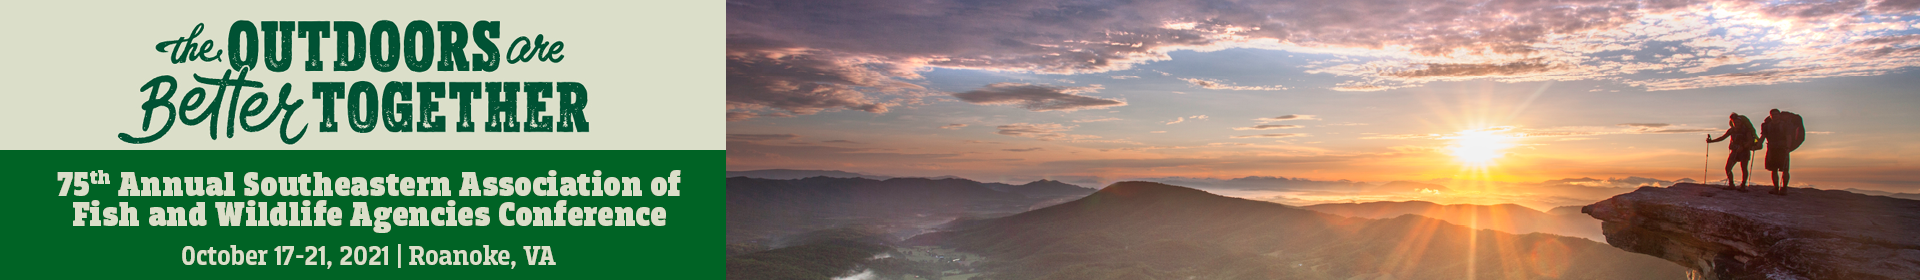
[1706,113,1761,190]
[1761,109,1805,195]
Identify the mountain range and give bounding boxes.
[727,176,1096,243]
[907,181,1685,279]
[1303,200,1605,241]
[726,169,894,180]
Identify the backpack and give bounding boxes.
[1773,111,1806,152]
[1733,114,1761,151]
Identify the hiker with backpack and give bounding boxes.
[1706,113,1762,190]
[1761,109,1806,195]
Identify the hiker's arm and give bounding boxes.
[1707,132,1730,143]
[1760,123,1780,147]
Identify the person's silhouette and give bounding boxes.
[1707,113,1760,190]
[1761,109,1805,195]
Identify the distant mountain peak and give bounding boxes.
[726,169,891,180]
[879,177,960,183]
[1302,200,1600,240]
[1020,179,1079,187]
[1326,200,1441,207]
[1094,181,1220,199]
[911,181,1687,279]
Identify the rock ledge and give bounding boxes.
[1584,183,1920,279]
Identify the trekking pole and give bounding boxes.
[1704,134,1710,186]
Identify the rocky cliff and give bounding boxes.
[1583,183,1920,279]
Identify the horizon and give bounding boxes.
[727,167,1685,186]
[726,167,1688,189]
[726,168,1715,210]
[728,0,1920,202]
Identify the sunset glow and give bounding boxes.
[729,0,1920,202]
[1445,127,1518,167]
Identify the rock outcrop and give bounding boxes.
[1584,183,1920,279]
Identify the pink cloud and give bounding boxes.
[730,0,1920,117]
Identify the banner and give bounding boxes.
[1,1,721,278]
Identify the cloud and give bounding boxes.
[1149,131,1167,133]
[1098,142,1258,152]
[1639,128,1720,134]
[832,269,877,280]
[963,140,1003,144]
[1165,115,1208,125]
[726,38,919,121]
[939,123,968,130]
[1617,123,1673,128]
[1235,124,1303,130]
[951,83,1127,112]
[1003,148,1045,152]
[1364,123,1728,140]
[1360,133,1443,140]
[732,0,1920,111]
[1232,133,1308,139]
[1386,60,1562,78]
[1616,123,1721,134]
[1179,78,1287,91]
[1542,176,1680,189]
[1329,83,1405,92]
[1871,0,1920,13]
[727,141,1019,171]
[996,123,1100,141]
[727,112,756,122]
[1073,117,1122,123]
[1629,68,1821,91]
[822,140,863,144]
[1852,34,1920,47]
[727,133,801,142]
[1111,75,1139,79]
[1254,115,1319,122]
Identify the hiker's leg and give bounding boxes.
[1780,169,1790,194]
[1722,156,1738,187]
[1770,170,1780,189]
[1738,160,1750,188]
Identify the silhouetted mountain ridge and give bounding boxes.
[1089,180,1224,200]
[1304,200,1606,240]
[726,169,891,180]
[727,176,1095,243]
[982,179,1097,198]
[1841,188,1920,200]
[1547,205,1586,216]
[911,181,1685,279]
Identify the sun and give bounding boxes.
[1444,128,1516,166]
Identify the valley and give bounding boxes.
[725,174,1689,279]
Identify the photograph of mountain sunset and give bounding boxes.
[725,0,1920,279]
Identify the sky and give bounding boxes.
[725,0,1920,196]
